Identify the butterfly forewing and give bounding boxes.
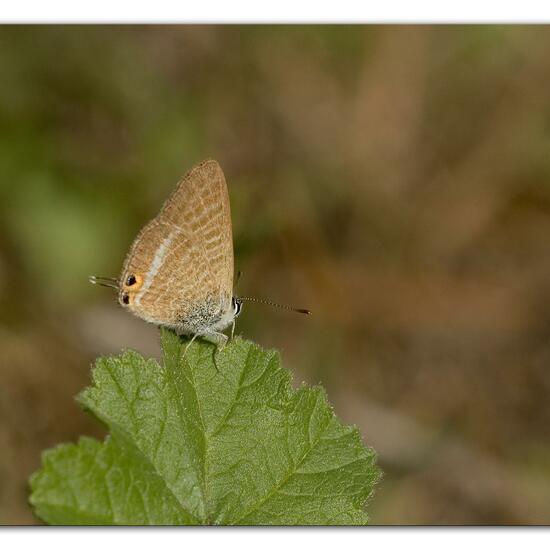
[120,159,234,328]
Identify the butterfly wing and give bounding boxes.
[120,159,234,329]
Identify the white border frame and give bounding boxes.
[3,1,550,23]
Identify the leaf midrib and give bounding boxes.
[111,426,200,524]
[180,343,211,523]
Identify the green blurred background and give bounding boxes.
[1,25,550,524]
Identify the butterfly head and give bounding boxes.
[232,296,243,318]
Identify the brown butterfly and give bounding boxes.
[91,159,309,348]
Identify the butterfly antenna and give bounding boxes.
[238,295,311,315]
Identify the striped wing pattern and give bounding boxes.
[120,160,234,328]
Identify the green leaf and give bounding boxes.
[29,329,380,525]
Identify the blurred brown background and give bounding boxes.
[1,25,550,525]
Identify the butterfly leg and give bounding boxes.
[182,332,199,358]
[199,331,228,372]
[201,331,228,348]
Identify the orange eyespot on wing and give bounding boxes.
[124,273,143,290]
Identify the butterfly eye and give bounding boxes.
[122,294,130,305]
[126,275,136,286]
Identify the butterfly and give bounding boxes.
[91,159,309,348]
